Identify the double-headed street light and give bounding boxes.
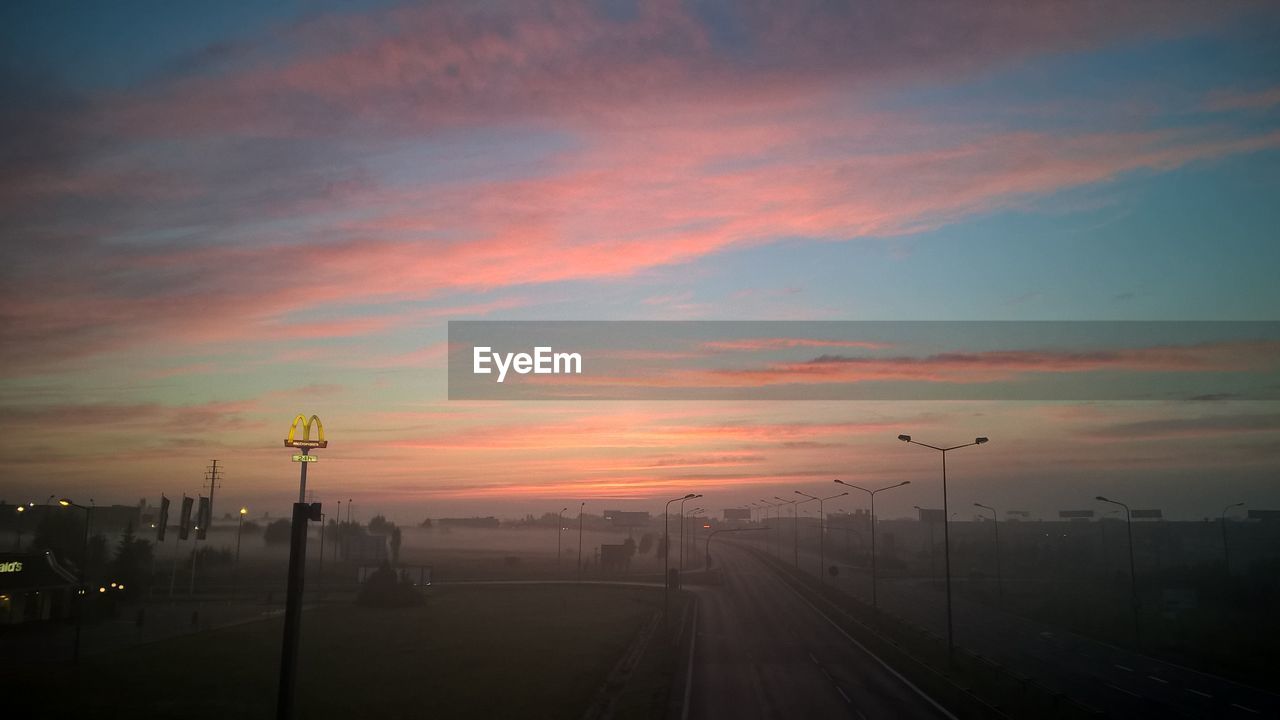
[664,493,696,622]
[973,503,1003,601]
[679,494,702,575]
[796,490,847,583]
[58,498,92,664]
[898,434,987,661]
[833,480,909,610]
[1096,494,1140,646]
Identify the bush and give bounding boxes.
[264,519,292,544]
[356,562,424,608]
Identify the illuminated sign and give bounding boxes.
[285,414,327,449]
[0,561,22,573]
[291,454,318,463]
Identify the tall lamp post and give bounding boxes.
[796,491,847,582]
[58,498,92,664]
[679,494,702,575]
[577,502,586,581]
[897,434,987,661]
[1221,502,1244,575]
[973,503,1003,601]
[834,480,909,610]
[664,493,696,623]
[1096,495,1140,647]
[556,506,568,575]
[787,495,816,567]
[773,497,798,566]
[235,507,248,595]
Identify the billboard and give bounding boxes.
[156,495,170,542]
[1058,510,1095,519]
[723,508,751,521]
[917,508,945,523]
[178,496,194,540]
[196,496,211,539]
[603,510,650,526]
[1131,509,1163,520]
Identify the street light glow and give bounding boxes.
[58,498,72,507]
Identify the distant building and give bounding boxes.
[437,517,500,528]
[599,543,632,572]
[0,551,77,624]
[603,510,649,528]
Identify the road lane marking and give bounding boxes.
[1231,704,1260,715]
[836,685,851,703]
[1187,689,1212,698]
[1114,664,1134,672]
[772,568,958,720]
[1106,683,1141,698]
[1148,675,1168,685]
[808,652,820,665]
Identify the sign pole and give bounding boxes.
[277,414,327,720]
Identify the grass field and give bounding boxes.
[9,583,682,719]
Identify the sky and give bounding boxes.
[2,1,1278,523]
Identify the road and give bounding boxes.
[687,542,954,720]
[760,540,1280,719]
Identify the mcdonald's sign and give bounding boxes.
[284,414,327,449]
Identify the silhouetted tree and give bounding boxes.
[638,533,655,555]
[263,519,292,544]
[390,526,402,565]
[356,561,423,607]
[368,514,395,535]
[110,522,154,599]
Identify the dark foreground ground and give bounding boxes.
[3,583,686,719]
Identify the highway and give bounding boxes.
[686,542,955,720]
[763,541,1280,719]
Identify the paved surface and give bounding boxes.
[687,542,954,720]
[756,540,1280,719]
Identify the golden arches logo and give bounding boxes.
[285,414,327,449]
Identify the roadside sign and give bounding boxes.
[291,454,318,463]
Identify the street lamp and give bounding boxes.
[973,503,1003,601]
[796,490,847,583]
[834,480,909,611]
[234,507,248,595]
[679,494,702,576]
[58,498,92,664]
[1096,495,1140,647]
[1221,502,1244,575]
[664,493,696,622]
[577,502,586,582]
[897,433,987,661]
[557,506,568,575]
